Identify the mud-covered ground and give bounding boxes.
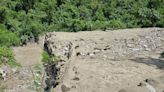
[45,28,164,92]
[0,28,164,92]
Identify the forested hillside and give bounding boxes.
[0,0,164,43]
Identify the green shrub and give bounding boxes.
[0,46,20,67]
[32,64,42,92]
[108,20,127,29]
[0,25,20,47]
[42,51,60,64]
[0,0,163,42]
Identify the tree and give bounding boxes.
[0,0,163,43]
[0,25,20,47]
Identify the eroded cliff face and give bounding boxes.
[44,28,164,92]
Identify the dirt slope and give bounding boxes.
[1,28,163,92]
[2,39,44,92]
[44,28,164,92]
[13,43,43,66]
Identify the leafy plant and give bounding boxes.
[31,64,43,92]
[0,46,20,67]
[42,51,60,64]
[0,25,20,47]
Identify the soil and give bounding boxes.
[0,37,44,92]
[44,28,164,92]
[1,28,164,92]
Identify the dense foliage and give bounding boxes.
[0,0,163,43]
[0,25,20,47]
[0,25,20,67]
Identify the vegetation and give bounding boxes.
[0,0,163,66]
[0,25,20,47]
[31,64,43,92]
[0,0,163,44]
[0,25,20,67]
[42,51,60,64]
[0,46,20,67]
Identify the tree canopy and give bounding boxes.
[0,0,164,43]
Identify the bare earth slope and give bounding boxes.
[13,43,43,66]
[4,40,44,92]
[44,28,164,92]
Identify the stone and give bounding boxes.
[61,84,70,92]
